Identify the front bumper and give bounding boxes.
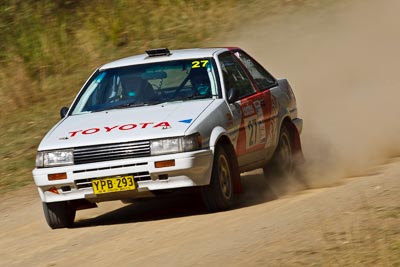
[32,149,213,203]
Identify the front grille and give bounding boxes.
[74,140,151,165]
[75,171,151,189]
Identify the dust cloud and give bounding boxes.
[217,0,400,188]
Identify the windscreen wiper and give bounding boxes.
[113,102,147,109]
[173,94,210,101]
[90,100,164,113]
[89,102,146,113]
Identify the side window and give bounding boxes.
[218,52,255,99]
[233,50,275,90]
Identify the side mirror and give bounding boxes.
[227,88,238,103]
[60,107,69,119]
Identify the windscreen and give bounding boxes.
[71,58,218,115]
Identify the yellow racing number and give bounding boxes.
[192,60,209,68]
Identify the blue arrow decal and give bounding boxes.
[178,119,193,124]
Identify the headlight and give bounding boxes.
[150,133,202,156]
[36,150,74,168]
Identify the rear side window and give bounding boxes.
[218,52,255,99]
[233,50,276,90]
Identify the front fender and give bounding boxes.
[209,126,229,152]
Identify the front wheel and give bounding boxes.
[43,201,76,229]
[201,146,234,212]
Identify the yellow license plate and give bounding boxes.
[91,175,136,194]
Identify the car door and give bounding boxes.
[232,49,280,161]
[217,51,272,170]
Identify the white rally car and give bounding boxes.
[33,47,303,229]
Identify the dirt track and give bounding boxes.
[1,0,400,266]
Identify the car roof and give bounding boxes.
[99,47,233,70]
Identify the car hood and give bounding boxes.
[38,99,214,150]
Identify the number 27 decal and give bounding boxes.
[244,115,259,149]
[247,118,258,146]
[192,60,209,68]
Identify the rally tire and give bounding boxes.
[201,145,234,212]
[43,201,76,229]
[264,125,294,178]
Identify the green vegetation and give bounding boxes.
[0,0,240,115]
